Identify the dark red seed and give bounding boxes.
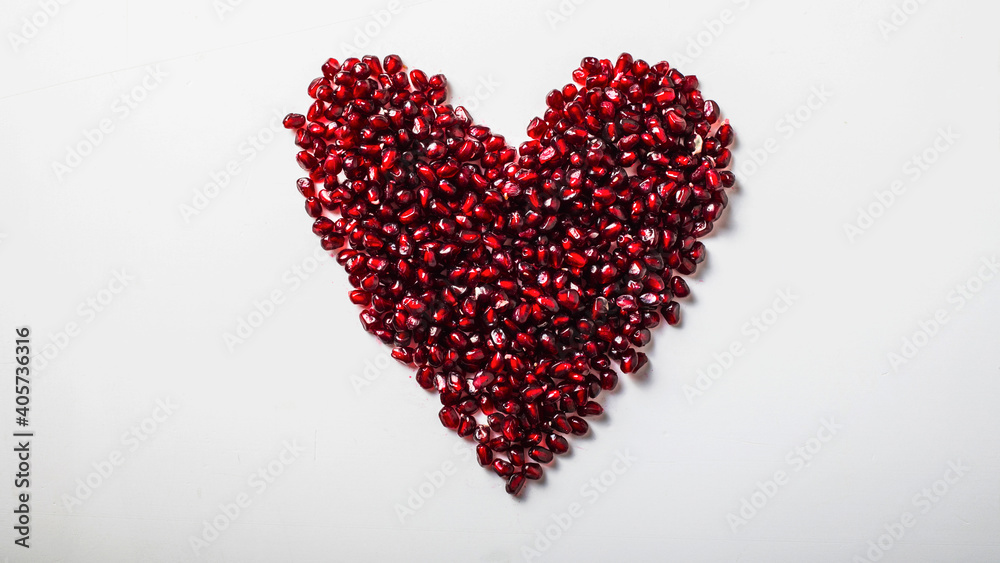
[474,425,490,443]
[528,446,553,463]
[615,294,638,312]
[506,473,526,495]
[578,401,603,417]
[547,434,569,454]
[282,113,306,129]
[670,276,691,298]
[599,370,618,390]
[304,197,322,217]
[457,415,476,436]
[492,459,514,477]
[653,87,675,105]
[502,418,522,441]
[391,347,413,364]
[717,123,734,146]
[312,217,334,236]
[550,415,572,434]
[568,416,589,435]
[383,54,403,74]
[415,367,434,389]
[664,301,681,325]
[439,406,460,429]
[526,118,547,139]
[488,437,510,452]
[296,177,315,198]
[476,444,493,466]
[523,463,543,480]
[348,289,369,305]
[296,151,318,171]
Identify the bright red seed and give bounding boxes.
[476,444,493,466]
[492,459,514,477]
[439,407,460,430]
[283,113,306,129]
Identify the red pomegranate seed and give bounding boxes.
[670,276,691,298]
[473,424,490,442]
[578,401,604,416]
[664,301,681,325]
[523,463,543,480]
[285,53,735,496]
[508,448,527,466]
[492,459,514,477]
[476,444,493,466]
[550,415,572,434]
[568,416,589,435]
[528,446,553,463]
[599,369,618,391]
[283,113,306,129]
[383,54,403,74]
[547,433,569,454]
[506,473,526,495]
[391,347,413,364]
[439,407,460,429]
[457,415,476,437]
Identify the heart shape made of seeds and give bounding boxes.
[284,53,735,495]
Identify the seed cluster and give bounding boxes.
[284,53,735,495]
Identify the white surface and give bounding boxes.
[2,0,999,561]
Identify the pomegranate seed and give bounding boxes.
[506,473,526,495]
[578,401,604,416]
[383,54,403,74]
[283,113,306,129]
[476,444,493,466]
[547,434,569,454]
[439,407,460,429]
[664,301,681,326]
[492,459,514,477]
[473,424,490,443]
[550,415,572,434]
[670,276,691,298]
[391,347,413,364]
[457,415,476,437]
[508,448,527,466]
[568,416,589,435]
[523,463,543,480]
[529,446,553,463]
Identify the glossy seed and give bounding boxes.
[506,473,526,494]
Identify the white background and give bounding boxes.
[1,0,999,561]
